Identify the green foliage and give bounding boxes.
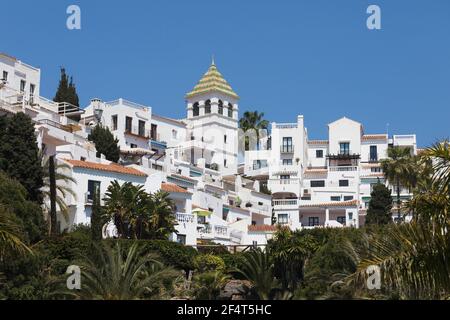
[53,67,79,107]
[0,172,46,244]
[0,113,44,203]
[193,254,225,273]
[90,189,104,241]
[143,240,197,273]
[239,111,269,150]
[192,271,230,300]
[88,125,120,163]
[366,183,393,225]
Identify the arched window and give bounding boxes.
[193,102,199,117]
[218,100,224,115]
[228,103,233,118]
[205,100,211,114]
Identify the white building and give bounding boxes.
[0,53,419,248]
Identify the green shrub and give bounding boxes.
[193,254,225,273]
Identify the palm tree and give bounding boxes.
[239,111,269,150]
[235,249,277,300]
[42,156,77,234]
[0,205,32,259]
[72,242,179,300]
[380,146,414,221]
[192,271,230,300]
[146,191,177,240]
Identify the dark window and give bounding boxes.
[224,135,227,144]
[20,80,26,93]
[337,216,346,225]
[29,84,35,103]
[125,116,132,133]
[2,71,8,82]
[308,217,320,226]
[339,142,350,155]
[87,180,101,201]
[111,115,118,131]
[339,180,349,187]
[224,159,227,168]
[228,103,233,118]
[344,196,354,201]
[218,100,224,115]
[331,196,341,201]
[283,159,293,165]
[316,150,324,158]
[130,144,137,149]
[205,100,211,114]
[151,124,157,140]
[176,235,186,245]
[282,137,293,153]
[370,145,378,161]
[138,120,146,137]
[311,180,325,188]
[193,103,200,117]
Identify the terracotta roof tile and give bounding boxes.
[362,134,388,141]
[64,159,147,177]
[300,200,359,208]
[248,225,278,232]
[161,182,191,194]
[170,173,197,183]
[308,140,329,145]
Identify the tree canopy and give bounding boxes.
[88,125,121,163]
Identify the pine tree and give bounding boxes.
[53,67,79,107]
[91,188,104,241]
[0,113,44,203]
[88,125,121,163]
[366,182,393,225]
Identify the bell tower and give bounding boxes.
[185,59,239,175]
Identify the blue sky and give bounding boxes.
[3,0,450,146]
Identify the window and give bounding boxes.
[311,180,325,188]
[130,144,137,149]
[228,103,233,118]
[193,103,200,117]
[339,142,350,155]
[2,71,7,82]
[283,159,293,165]
[224,159,227,168]
[337,216,346,225]
[331,196,341,201]
[205,100,211,114]
[308,217,320,227]
[138,120,146,137]
[176,235,186,245]
[370,145,378,162]
[125,116,132,133]
[197,216,206,224]
[280,175,290,184]
[218,100,224,115]
[344,196,354,201]
[111,115,118,131]
[20,80,26,93]
[29,84,35,104]
[278,214,289,225]
[371,167,382,173]
[87,180,101,202]
[253,160,267,170]
[151,124,157,140]
[172,129,177,139]
[282,137,293,153]
[316,150,324,158]
[339,180,349,187]
[224,135,227,144]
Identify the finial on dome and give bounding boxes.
[211,54,215,66]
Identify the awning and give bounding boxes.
[192,208,212,217]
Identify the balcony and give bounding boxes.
[280,146,294,154]
[329,166,358,172]
[198,224,229,239]
[368,153,379,163]
[176,213,195,224]
[124,126,150,140]
[37,119,74,133]
[273,199,298,207]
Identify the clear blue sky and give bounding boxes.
[3,0,450,146]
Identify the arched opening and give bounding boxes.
[205,100,211,114]
[193,102,199,117]
[228,103,233,118]
[218,100,224,115]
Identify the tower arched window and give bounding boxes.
[193,102,199,117]
[228,103,233,118]
[205,100,211,114]
[218,100,224,115]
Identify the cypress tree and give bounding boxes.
[53,67,79,107]
[366,182,393,225]
[88,125,121,163]
[0,113,44,203]
[91,188,104,241]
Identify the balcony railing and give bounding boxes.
[273,199,298,206]
[329,166,358,172]
[124,126,150,139]
[280,146,294,153]
[176,213,195,224]
[37,119,73,133]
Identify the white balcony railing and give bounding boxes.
[329,166,358,172]
[176,213,195,224]
[273,199,298,206]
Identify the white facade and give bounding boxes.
[0,53,420,249]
